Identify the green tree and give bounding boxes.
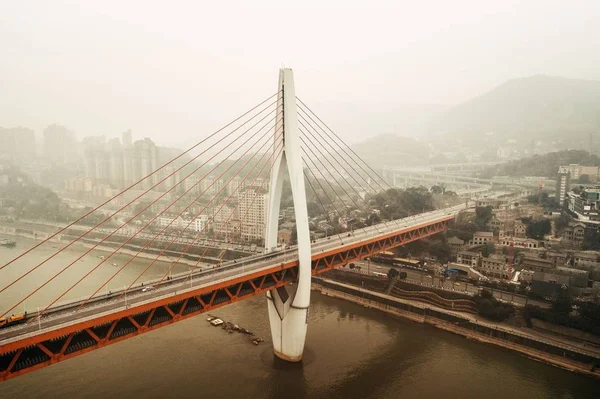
[429,240,451,263]
[526,218,552,239]
[577,174,590,184]
[583,228,600,250]
[554,213,571,234]
[473,290,515,322]
[475,206,493,229]
[551,289,573,315]
[431,185,444,194]
[483,242,495,258]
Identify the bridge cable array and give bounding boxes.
[0,94,282,319]
[0,92,280,274]
[297,98,424,219]
[0,92,430,325]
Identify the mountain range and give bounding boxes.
[429,75,600,140]
[351,75,600,167]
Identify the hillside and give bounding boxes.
[349,134,430,169]
[429,75,600,145]
[480,150,600,178]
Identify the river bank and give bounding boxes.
[0,223,216,269]
[312,277,600,380]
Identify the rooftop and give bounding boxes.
[474,231,494,237]
[448,236,465,245]
[556,266,588,276]
[458,250,480,257]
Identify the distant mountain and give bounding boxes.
[350,134,429,169]
[429,75,600,145]
[480,150,600,179]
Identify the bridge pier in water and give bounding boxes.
[265,68,311,362]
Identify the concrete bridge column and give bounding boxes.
[265,69,312,362]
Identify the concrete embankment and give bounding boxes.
[312,277,600,380]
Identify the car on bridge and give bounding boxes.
[142,286,155,292]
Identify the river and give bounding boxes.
[1,240,598,398]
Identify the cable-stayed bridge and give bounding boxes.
[0,69,463,381]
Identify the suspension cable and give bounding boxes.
[123,135,283,295]
[300,134,382,233]
[168,143,283,282]
[0,92,280,272]
[296,97,392,191]
[0,104,282,297]
[55,123,279,314]
[297,100,422,219]
[6,114,279,319]
[299,118,394,225]
[303,169,344,244]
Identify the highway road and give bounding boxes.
[0,205,464,345]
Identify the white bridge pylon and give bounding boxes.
[265,68,312,362]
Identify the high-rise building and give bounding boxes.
[43,124,76,165]
[107,138,124,188]
[183,175,201,196]
[200,176,225,196]
[556,166,571,206]
[227,176,245,196]
[238,187,268,242]
[211,205,240,239]
[82,136,108,182]
[132,138,158,190]
[0,127,36,163]
[161,165,182,192]
[122,129,133,149]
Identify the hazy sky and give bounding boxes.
[1,0,599,147]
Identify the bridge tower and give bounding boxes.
[265,68,312,362]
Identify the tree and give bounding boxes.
[526,218,551,239]
[583,228,600,250]
[554,213,571,235]
[475,206,493,229]
[449,221,478,242]
[551,292,572,315]
[133,201,155,218]
[431,185,444,195]
[306,201,322,218]
[473,290,515,322]
[483,242,495,258]
[578,174,591,184]
[387,268,399,280]
[429,240,451,263]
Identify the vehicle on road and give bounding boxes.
[0,313,27,329]
[142,286,155,292]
